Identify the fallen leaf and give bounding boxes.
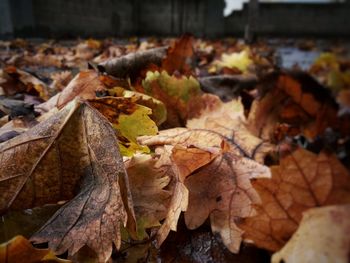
[211,49,253,74]
[161,34,194,76]
[0,66,49,100]
[36,70,106,113]
[142,70,201,127]
[239,147,350,251]
[0,235,69,263]
[89,97,158,156]
[248,71,339,140]
[125,154,171,239]
[272,205,350,263]
[0,99,136,262]
[117,89,167,126]
[139,112,272,253]
[184,151,270,253]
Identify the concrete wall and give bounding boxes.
[225,1,350,37]
[0,0,349,38]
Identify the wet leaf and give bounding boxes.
[142,70,201,127]
[239,147,350,251]
[89,97,158,156]
[0,235,69,263]
[0,99,136,262]
[272,205,350,263]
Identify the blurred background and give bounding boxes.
[0,0,349,39]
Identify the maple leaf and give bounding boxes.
[89,97,158,156]
[248,71,339,141]
[239,147,350,252]
[272,205,350,263]
[138,97,273,252]
[0,235,69,263]
[0,99,136,262]
[142,70,201,127]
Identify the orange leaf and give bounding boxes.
[161,34,194,76]
[239,147,350,251]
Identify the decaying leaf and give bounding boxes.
[0,235,69,263]
[0,99,136,262]
[248,71,339,140]
[89,97,158,156]
[272,205,350,263]
[142,70,201,127]
[239,147,350,252]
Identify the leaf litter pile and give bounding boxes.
[0,36,350,263]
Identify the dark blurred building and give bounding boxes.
[0,0,349,38]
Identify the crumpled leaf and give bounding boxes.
[0,235,70,263]
[142,70,201,127]
[211,49,253,74]
[272,205,350,263]
[89,97,158,156]
[248,71,339,141]
[0,99,136,262]
[239,147,350,252]
[125,154,171,239]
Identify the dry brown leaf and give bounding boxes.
[248,72,338,141]
[272,205,350,263]
[239,147,350,252]
[36,70,105,113]
[0,66,49,100]
[184,152,270,253]
[0,99,135,262]
[125,154,171,239]
[140,97,273,163]
[161,34,194,76]
[0,235,70,263]
[139,120,270,252]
